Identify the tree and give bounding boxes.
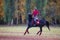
[25,0,31,19]
[36,0,48,18]
[4,0,15,24]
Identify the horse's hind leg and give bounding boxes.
[37,26,42,36]
[39,27,42,36]
[24,26,30,35]
[46,21,50,31]
[37,31,40,35]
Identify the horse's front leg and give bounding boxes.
[24,26,30,35]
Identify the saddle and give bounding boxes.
[32,19,40,25]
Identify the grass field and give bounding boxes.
[0,25,60,40]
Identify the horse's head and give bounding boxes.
[28,14,32,17]
[28,14,33,21]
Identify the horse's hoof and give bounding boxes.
[39,34,41,36]
[24,33,25,35]
[24,32,26,35]
[37,31,40,35]
[37,32,39,35]
[24,33,26,35]
[39,32,41,36]
[27,32,29,34]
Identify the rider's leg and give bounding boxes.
[34,16,38,22]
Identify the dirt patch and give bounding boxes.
[0,35,60,40]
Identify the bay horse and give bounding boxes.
[24,14,50,36]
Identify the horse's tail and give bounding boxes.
[46,21,50,31]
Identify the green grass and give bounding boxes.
[0,26,60,37]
